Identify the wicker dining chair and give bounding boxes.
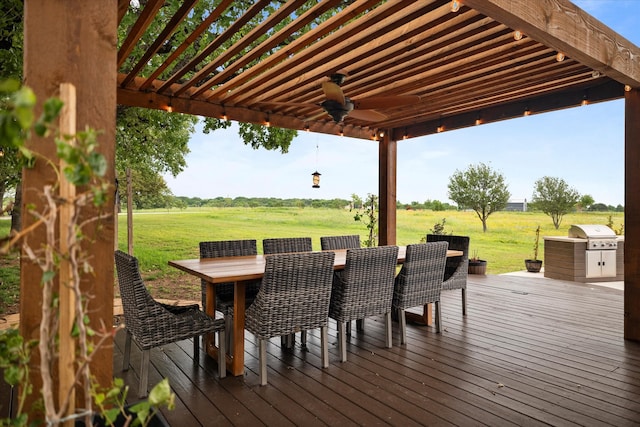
[320,235,361,250]
[426,234,470,315]
[263,237,313,254]
[392,242,448,344]
[263,237,313,347]
[115,250,226,398]
[329,246,399,361]
[199,240,259,352]
[245,251,335,385]
[321,235,362,333]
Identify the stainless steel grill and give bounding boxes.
[568,224,618,250]
[568,224,618,279]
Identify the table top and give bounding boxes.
[169,246,463,284]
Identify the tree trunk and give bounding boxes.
[10,181,21,232]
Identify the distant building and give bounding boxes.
[504,199,527,212]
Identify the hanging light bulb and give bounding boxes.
[265,115,270,127]
[450,0,461,13]
[581,94,588,106]
[556,52,565,62]
[523,107,531,116]
[513,30,523,41]
[625,85,633,92]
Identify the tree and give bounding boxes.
[530,176,580,229]
[447,162,510,232]
[577,194,594,211]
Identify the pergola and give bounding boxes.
[21,0,640,398]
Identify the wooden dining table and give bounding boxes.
[169,246,463,376]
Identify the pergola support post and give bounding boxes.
[378,131,397,246]
[23,0,117,413]
[624,88,640,341]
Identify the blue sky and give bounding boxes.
[165,0,637,207]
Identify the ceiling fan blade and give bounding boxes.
[348,109,387,122]
[354,95,421,110]
[322,81,345,105]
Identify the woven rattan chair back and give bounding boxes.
[320,235,361,250]
[199,240,258,310]
[392,242,448,343]
[263,237,312,254]
[329,246,399,361]
[115,250,226,397]
[245,251,335,385]
[426,234,470,314]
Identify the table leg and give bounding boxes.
[230,281,246,376]
[404,303,433,326]
[204,281,246,376]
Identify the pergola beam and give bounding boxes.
[464,0,640,86]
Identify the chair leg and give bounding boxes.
[193,335,200,362]
[346,321,351,336]
[399,308,407,345]
[321,326,329,368]
[435,301,442,333]
[356,319,364,331]
[224,313,234,356]
[123,330,132,371]
[138,349,150,398]
[462,288,467,316]
[218,329,226,379]
[301,330,307,348]
[338,321,347,362]
[259,338,268,386]
[384,312,392,348]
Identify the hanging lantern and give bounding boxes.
[311,171,321,188]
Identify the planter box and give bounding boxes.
[468,260,487,275]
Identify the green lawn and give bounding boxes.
[0,208,624,313]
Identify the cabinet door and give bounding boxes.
[600,250,617,278]
[585,250,601,278]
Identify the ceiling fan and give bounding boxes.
[262,70,421,123]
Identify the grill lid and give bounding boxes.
[568,224,616,239]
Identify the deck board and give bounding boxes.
[110,274,640,426]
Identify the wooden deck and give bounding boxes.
[113,274,640,425]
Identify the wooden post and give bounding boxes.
[23,0,117,414]
[378,130,397,246]
[624,88,640,341]
[58,83,77,420]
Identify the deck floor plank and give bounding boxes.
[108,275,640,426]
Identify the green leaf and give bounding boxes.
[41,270,56,284]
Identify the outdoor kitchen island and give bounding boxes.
[543,225,624,283]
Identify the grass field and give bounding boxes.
[0,208,624,314]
